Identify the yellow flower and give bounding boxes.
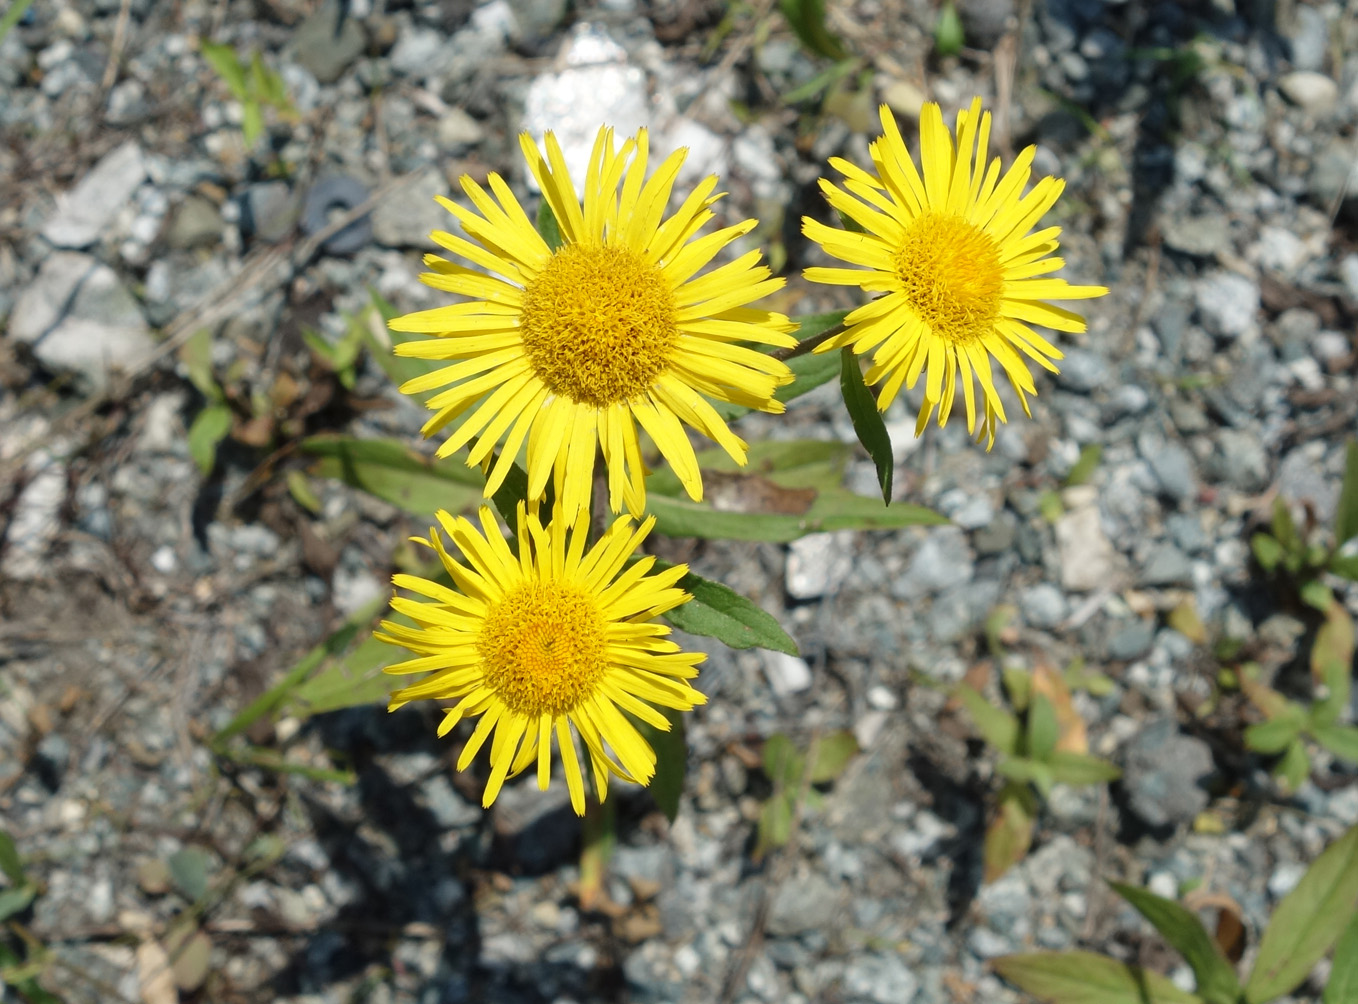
[803,98,1108,448]
[376,501,707,815]
[388,126,797,519]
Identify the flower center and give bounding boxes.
[519,242,679,407]
[893,212,1004,345]
[477,580,608,718]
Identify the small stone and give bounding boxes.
[1308,137,1358,218]
[372,166,448,248]
[388,27,445,76]
[1267,861,1306,900]
[1166,513,1209,554]
[1204,429,1270,493]
[9,254,153,389]
[1055,505,1123,592]
[1020,583,1067,630]
[239,181,298,243]
[41,141,146,248]
[1195,271,1259,341]
[891,527,974,600]
[842,952,918,1004]
[1107,620,1155,661]
[762,651,813,697]
[767,872,846,936]
[1287,4,1329,71]
[1122,718,1214,829]
[973,510,1018,555]
[1279,71,1339,116]
[1140,543,1193,586]
[437,106,484,150]
[1340,255,1358,301]
[1053,348,1109,393]
[166,195,222,249]
[294,0,366,84]
[785,531,853,600]
[1161,214,1229,258]
[1144,439,1197,504]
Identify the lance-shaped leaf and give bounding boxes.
[1246,823,1358,1003]
[994,951,1203,1004]
[302,435,484,519]
[637,707,687,822]
[1107,882,1241,1004]
[840,347,893,502]
[651,559,798,655]
[778,0,847,60]
[1323,909,1358,1004]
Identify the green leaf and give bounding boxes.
[1252,533,1283,573]
[1276,738,1311,792]
[995,756,1055,795]
[281,630,401,718]
[536,197,564,252]
[808,730,858,783]
[763,733,803,789]
[1313,725,1358,764]
[646,483,944,542]
[934,0,964,56]
[1065,443,1103,487]
[1323,909,1358,1004]
[709,310,850,422]
[994,951,1203,1004]
[1272,495,1300,557]
[1311,604,1354,729]
[178,327,220,400]
[637,707,686,822]
[188,403,233,474]
[1245,717,1303,754]
[1108,882,1241,1004]
[212,595,384,743]
[167,847,212,901]
[0,886,35,923]
[201,40,248,100]
[0,829,24,886]
[650,559,797,654]
[1336,440,1358,547]
[1302,579,1335,613]
[1329,553,1358,581]
[839,347,893,503]
[1027,693,1060,761]
[241,99,264,147]
[954,683,1020,754]
[984,785,1036,882]
[778,0,847,60]
[286,470,323,514]
[1247,823,1358,1003]
[301,435,484,520]
[755,792,794,860]
[1047,751,1122,786]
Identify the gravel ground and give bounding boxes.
[3,1,1358,1002]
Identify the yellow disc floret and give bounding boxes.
[894,211,1004,346]
[519,242,679,407]
[477,580,608,718]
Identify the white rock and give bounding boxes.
[761,650,813,696]
[9,253,153,389]
[785,531,854,600]
[1,453,67,581]
[1340,254,1358,301]
[372,166,449,249]
[41,141,146,248]
[521,24,648,194]
[1055,504,1124,592]
[881,79,927,119]
[1279,71,1339,116]
[437,106,484,149]
[1195,270,1259,341]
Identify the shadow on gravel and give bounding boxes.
[264,705,631,1003]
[906,746,988,928]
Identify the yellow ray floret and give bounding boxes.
[802,98,1108,448]
[387,126,798,518]
[375,500,707,816]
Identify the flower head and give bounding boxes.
[389,126,797,519]
[376,502,707,815]
[803,99,1108,448]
